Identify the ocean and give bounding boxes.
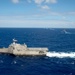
[0,28,75,75]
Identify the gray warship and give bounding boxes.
[0,39,48,56]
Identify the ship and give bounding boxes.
[63,29,70,34]
[0,39,48,56]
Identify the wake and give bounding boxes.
[46,52,75,58]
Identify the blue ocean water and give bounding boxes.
[0,28,75,75]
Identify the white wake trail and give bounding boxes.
[46,52,75,58]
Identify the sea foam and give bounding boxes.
[46,52,75,58]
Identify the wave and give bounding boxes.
[46,52,75,58]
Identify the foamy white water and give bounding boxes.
[46,52,75,58]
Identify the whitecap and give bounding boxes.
[13,61,17,64]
